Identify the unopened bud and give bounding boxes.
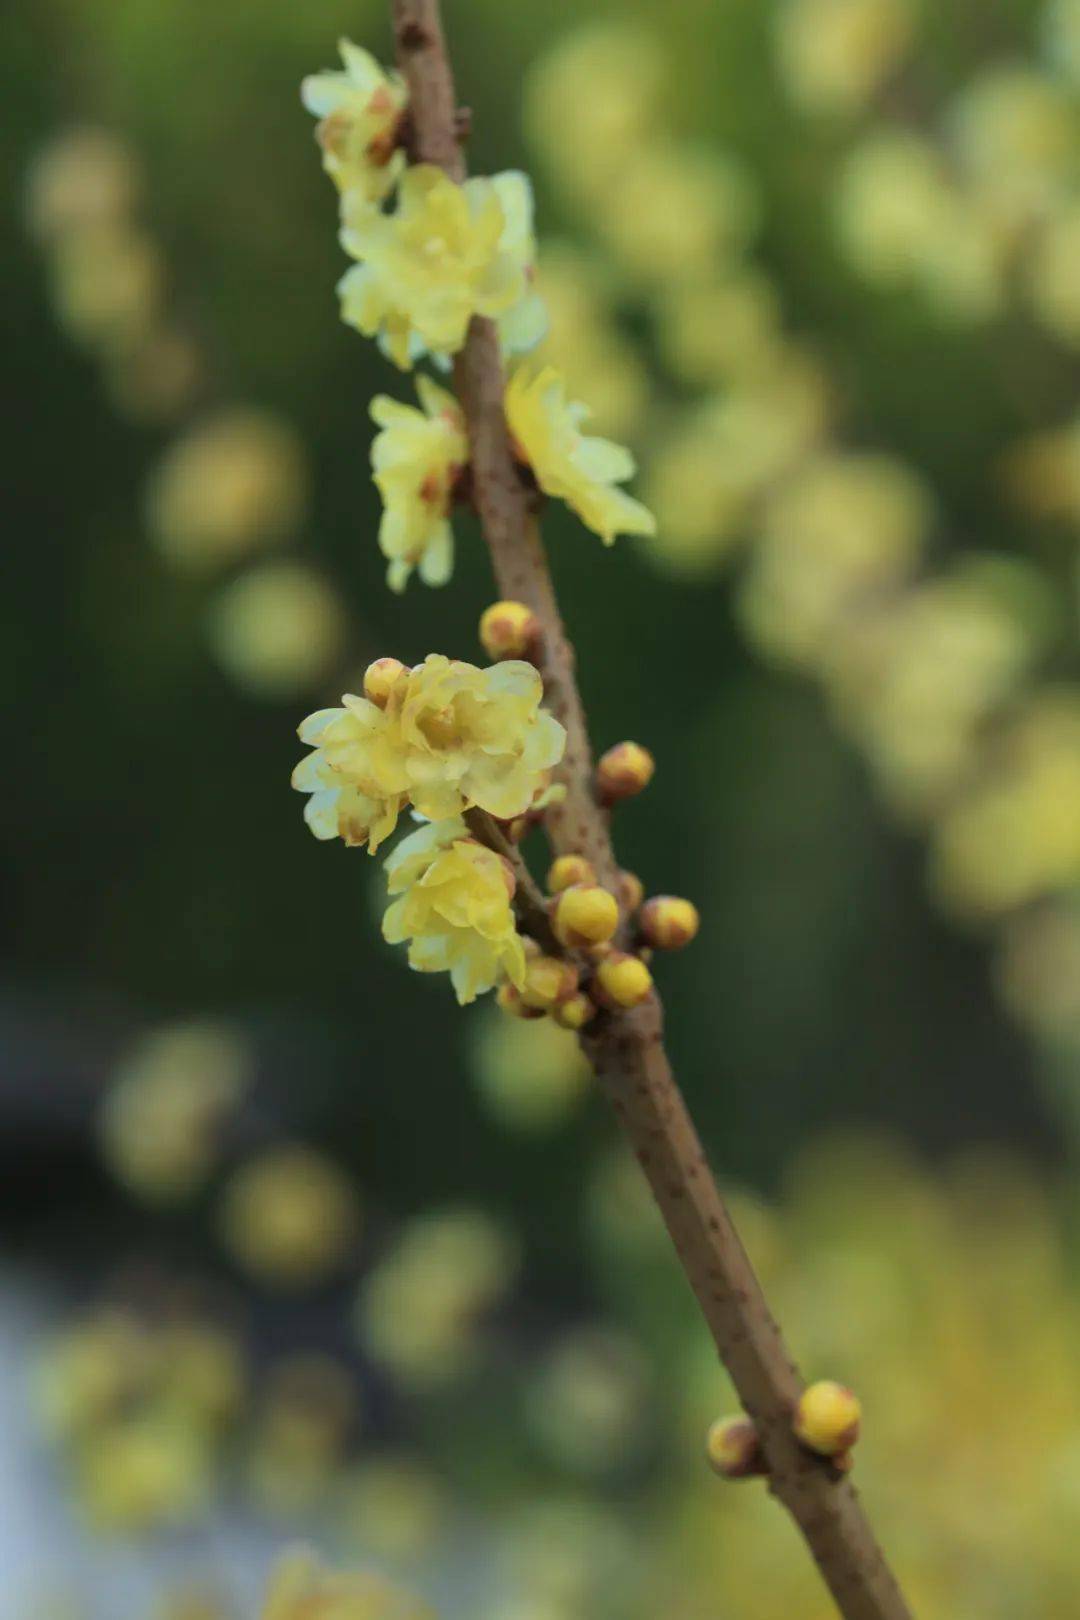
[640,895,699,950]
[596,741,654,805]
[547,853,596,894]
[595,951,654,1009]
[793,1381,862,1457]
[553,885,620,949]
[363,657,407,708]
[496,983,545,1020]
[706,1416,766,1480]
[521,954,579,1011]
[617,870,644,913]
[553,992,596,1031]
[479,600,540,661]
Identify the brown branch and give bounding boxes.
[391,6,915,1617]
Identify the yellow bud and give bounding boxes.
[521,954,579,1011]
[547,853,597,893]
[553,885,620,948]
[595,951,654,1009]
[640,895,700,950]
[706,1415,766,1480]
[496,983,546,1021]
[363,657,408,708]
[793,1381,862,1457]
[506,815,529,843]
[553,992,596,1030]
[596,741,654,804]
[479,600,541,661]
[617,869,644,913]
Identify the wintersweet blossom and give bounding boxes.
[370,376,469,591]
[382,818,526,1004]
[292,655,566,849]
[261,1549,430,1620]
[338,166,540,369]
[505,364,657,544]
[301,40,407,207]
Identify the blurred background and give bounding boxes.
[4,0,1080,1614]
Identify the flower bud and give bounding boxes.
[553,885,620,949]
[617,870,644,913]
[496,983,546,1020]
[706,1416,766,1480]
[547,853,596,893]
[640,895,700,950]
[596,741,654,805]
[793,1381,862,1457]
[362,657,407,708]
[553,992,596,1031]
[595,951,654,1009]
[479,600,540,661]
[521,954,579,1011]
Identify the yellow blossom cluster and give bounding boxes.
[294,652,563,1002]
[383,818,526,1005]
[294,655,565,849]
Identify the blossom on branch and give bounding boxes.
[505,363,657,544]
[338,166,541,368]
[301,39,408,208]
[370,375,468,591]
[292,655,566,849]
[382,818,526,1004]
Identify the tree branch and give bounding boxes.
[391,5,916,1617]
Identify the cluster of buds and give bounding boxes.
[706,1379,863,1485]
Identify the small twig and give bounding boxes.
[391,6,916,1618]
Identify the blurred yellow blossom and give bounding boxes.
[338,1456,448,1561]
[75,1415,213,1532]
[100,1020,249,1202]
[593,144,759,287]
[1028,205,1080,346]
[834,132,953,287]
[382,818,526,1005]
[339,166,539,369]
[654,272,783,388]
[24,127,139,243]
[534,245,648,442]
[220,1145,360,1287]
[49,223,162,351]
[302,40,407,208]
[828,562,1044,821]
[948,64,1077,225]
[932,691,1080,917]
[506,364,656,545]
[104,325,204,422]
[471,1004,590,1130]
[774,0,915,115]
[525,1326,651,1475]
[358,1208,517,1388]
[293,655,565,848]
[145,409,307,572]
[737,451,933,670]
[207,562,346,697]
[997,898,1080,1048]
[260,1550,430,1620]
[523,24,664,208]
[1003,416,1080,524]
[370,375,469,591]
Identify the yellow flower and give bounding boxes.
[505,364,656,545]
[293,655,566,849]
[301,40,407,207]
[382,818,526,1004]
[338,166,539,369]
[261,1549,430,1620]
[370,376,469,591]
